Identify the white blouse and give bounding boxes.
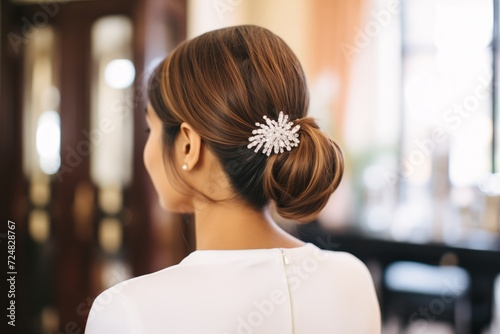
[84,243,381,333]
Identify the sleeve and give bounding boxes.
[84,286,141,334]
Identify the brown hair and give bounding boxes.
[148,25,343,222]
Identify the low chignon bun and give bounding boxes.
[262,117,344,222]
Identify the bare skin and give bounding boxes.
[144,104,305,250]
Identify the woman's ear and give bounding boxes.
[178,122,201,170]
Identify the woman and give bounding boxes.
[85,25,381,333]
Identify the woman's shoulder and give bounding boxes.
[310,245,381,332]
[313,245,377,291]
[85,264,189,333]
[85,278,139,333]
[304,243,373,274]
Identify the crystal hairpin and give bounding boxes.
[247,111,301,156]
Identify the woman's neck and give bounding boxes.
[193,199,305,250]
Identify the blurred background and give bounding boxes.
[1,0,500,333]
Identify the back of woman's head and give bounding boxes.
[148,25,344,222]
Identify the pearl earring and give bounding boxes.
[182,163,188,171]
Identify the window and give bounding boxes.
[352,0,500,244]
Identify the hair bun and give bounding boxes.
[262,117,344,222]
